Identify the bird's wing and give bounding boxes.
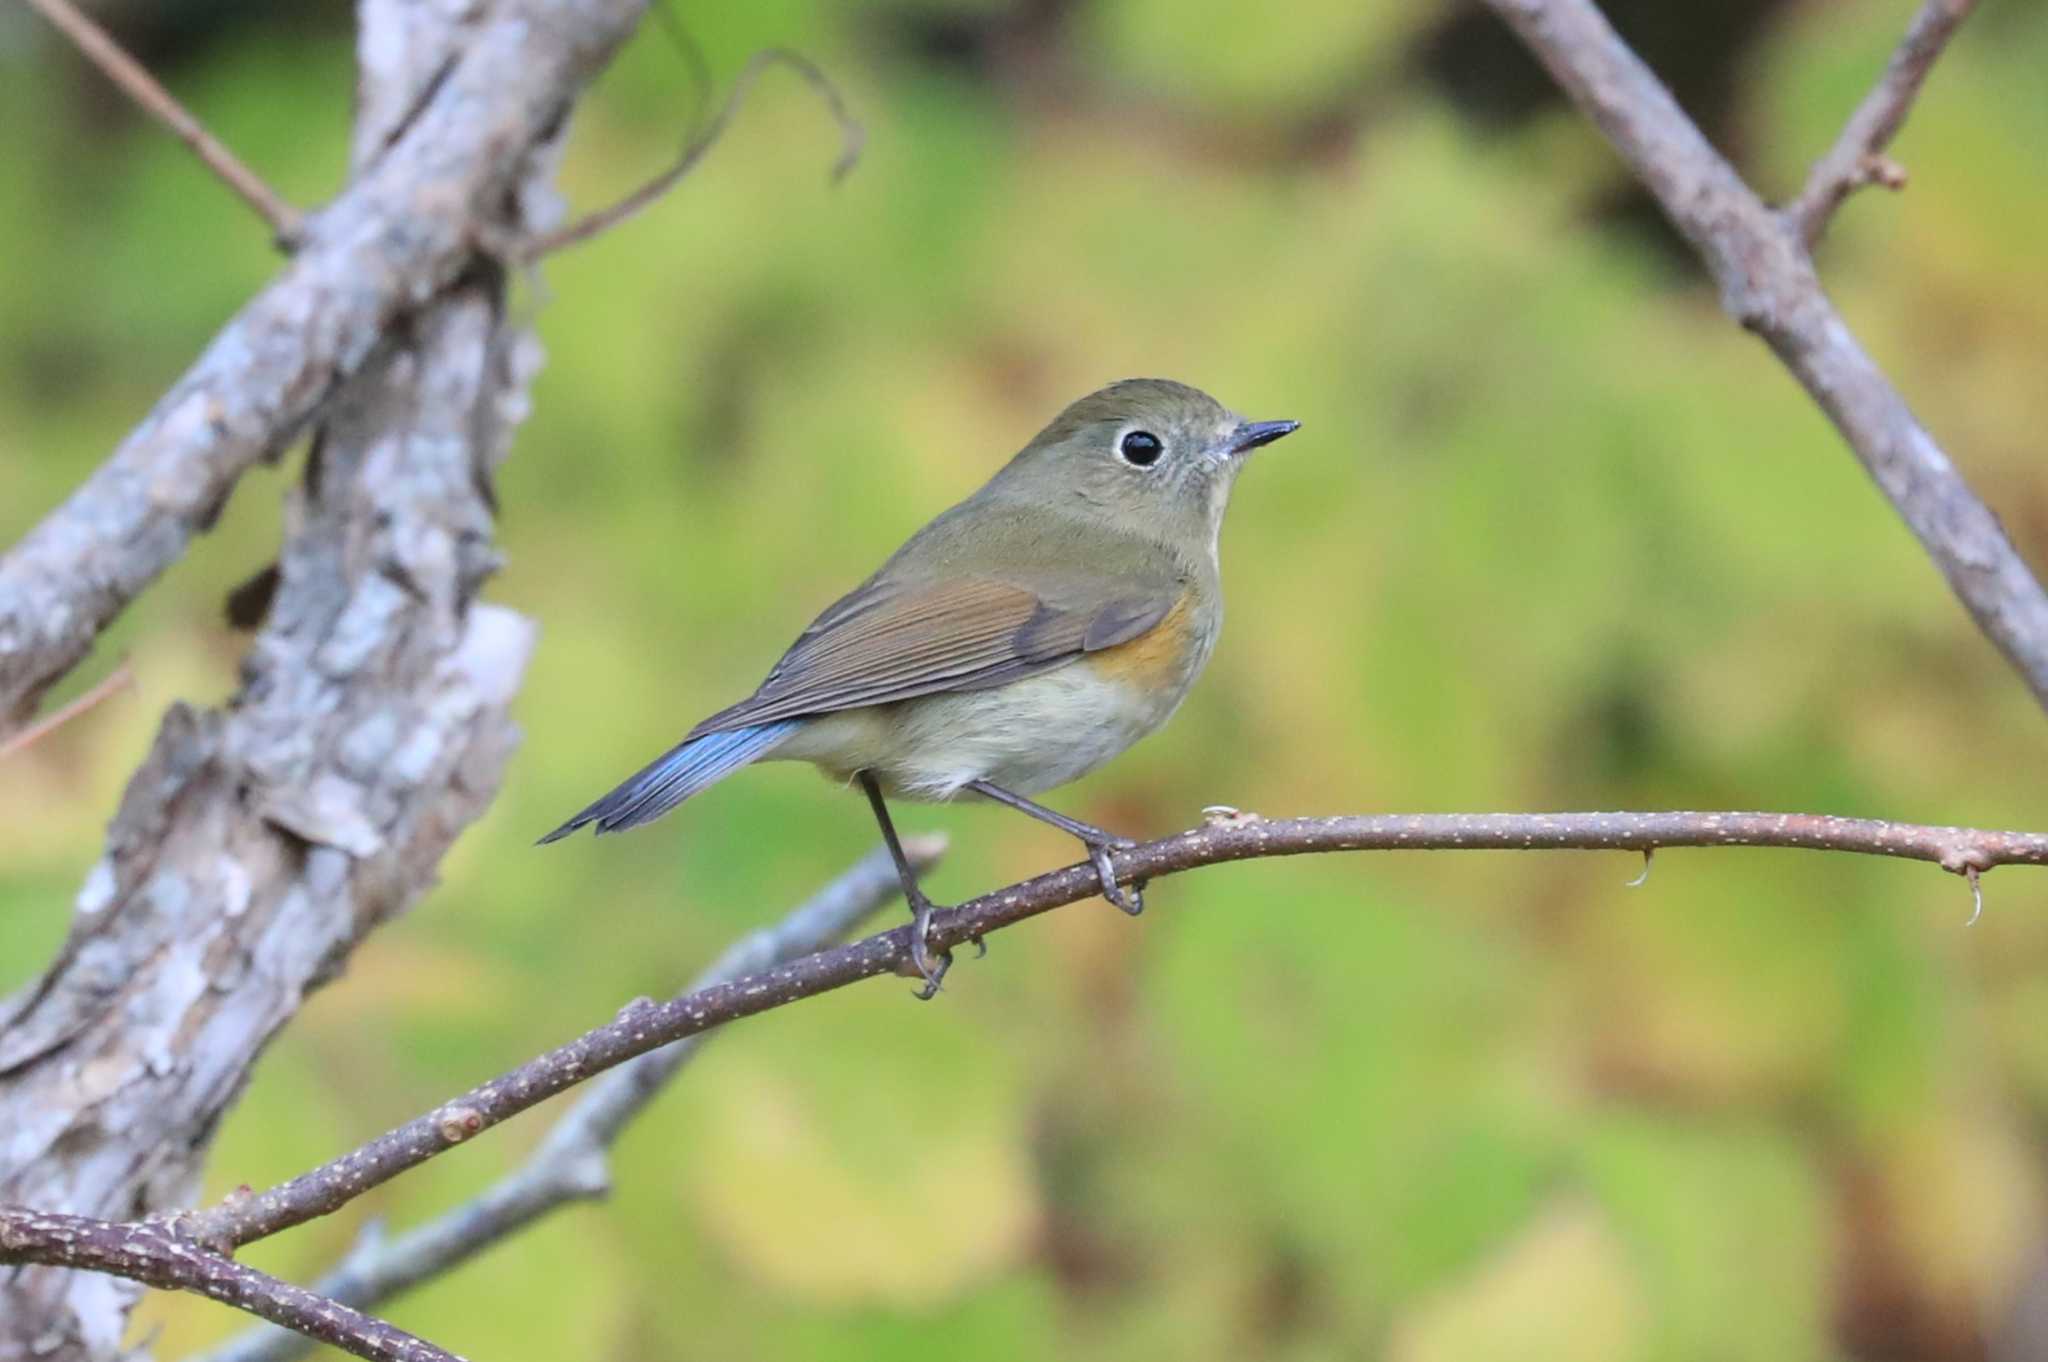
[688,571,1181,736]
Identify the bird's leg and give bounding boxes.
[965,779,1146,915]
[858,770,952,998]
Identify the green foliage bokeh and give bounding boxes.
[3,2,2048,1357]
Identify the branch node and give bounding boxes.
[1483,0,2048,706]
[434,1106,485,1145]
[1863,154,1910,192]
[1785,0,1977,246]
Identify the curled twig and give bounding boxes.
[518,48,864,261]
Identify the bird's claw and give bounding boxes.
[1087,839,1144,916]
[907,895,952,1000]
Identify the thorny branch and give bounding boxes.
[1785,0,1978,246]
[176,808,2047,1254]
[190,837,945,1362]
[1479,0,2048,713]
[20,0,303,245]
[0,1210,458,1362]
[7,809,2041,1352]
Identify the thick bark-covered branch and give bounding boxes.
[0,0,647,732]
[190,838,943,1362]
[1786,0,1977,245]
[1479,0,2048,712]
[0,4,654,1356]
[0,1210,458,1362]
[179,808,2046,1253]
[0,287,535,1360]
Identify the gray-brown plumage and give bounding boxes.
[541,378,1299,995]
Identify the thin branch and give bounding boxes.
[20,0,303,246]
[0,658,131,761]
[518,47,864,260]
[189,837,944,1362]
[176,808,2047,1252]
[1786,0,1978,246]
[0,1209,459,1362]
[1478,0,2048,715]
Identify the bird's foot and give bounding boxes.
[905,891,954,1000]
[1083,836,1145,916]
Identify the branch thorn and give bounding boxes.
[1625,847,1654,888]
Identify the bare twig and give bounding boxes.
[190,837,944,1362]
[1479,0,2048,714]
[0,0,650,736]
[1786,0,1978,246]
[0,659,131,761]
[0,1209,459,1362]
[518,47,863,260]
[177,808,2047,1252]
[20,0,303,246]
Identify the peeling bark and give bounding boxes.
[0,298,537,1362]
[0,1,633,1353]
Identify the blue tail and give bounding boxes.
[537,721,799,843]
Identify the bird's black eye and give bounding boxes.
[1118,430,1163,467]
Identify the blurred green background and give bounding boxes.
[4,0,2048,1357]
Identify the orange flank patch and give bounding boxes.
[1086,590,1200,690]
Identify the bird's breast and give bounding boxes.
[1084,589,1214,697]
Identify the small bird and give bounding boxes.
[541,378,1297,995]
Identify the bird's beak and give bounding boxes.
[1224,419,1300,457]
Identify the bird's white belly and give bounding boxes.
[772,661,1188,800]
